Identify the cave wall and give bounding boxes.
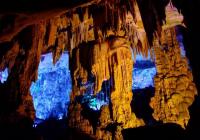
[0,23,45,124]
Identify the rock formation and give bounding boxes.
[151,27,197,128]
[68,37,144,139]
[0,23,45,124]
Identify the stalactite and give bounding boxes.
[0,0,184,58]
[124,3,149,59]
[42,8,94,64]
[52,32,67,64]
[90,0,138,40]
[47,18,58,47]
[91,41,110,94]
[51,15,70,63]
[151,27,197,128]
[69,9,94,50]
[37,0,154,63]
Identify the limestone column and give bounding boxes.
[150,27,197,128]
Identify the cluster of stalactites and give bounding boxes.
[71,37,133,94]
[32,0,152,65]
[90,0,137,33]
[150,27,197,128]
[90,0,150,58]
[0,1,186,67]
[70,35,149,106]
[40,8,95,64]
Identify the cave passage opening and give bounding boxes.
[131,51,157,125]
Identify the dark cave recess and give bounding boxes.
[0,0,93,13]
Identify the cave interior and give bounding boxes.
[0,0,200,140]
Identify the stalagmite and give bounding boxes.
[108,38,144,129]
[151,27,197,128]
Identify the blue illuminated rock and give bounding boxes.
[132,54,157,90]
[81,91,109,111]
[30,52,72,120]
[132,66,156,90]
[0,68,8,83]
[78,80,110,111]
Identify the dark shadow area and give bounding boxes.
[0,118,96,140]
[122,123,187,140]
[35,119,95,140]
[122,96,200,140]
[36,119,95,140]
[0,0,92,13]
[131,86,156,125]
[185,95,200,139]
[35,119,68,140]
[34,118,97,140]
[81,104,100,134]
[0,118,39,140]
